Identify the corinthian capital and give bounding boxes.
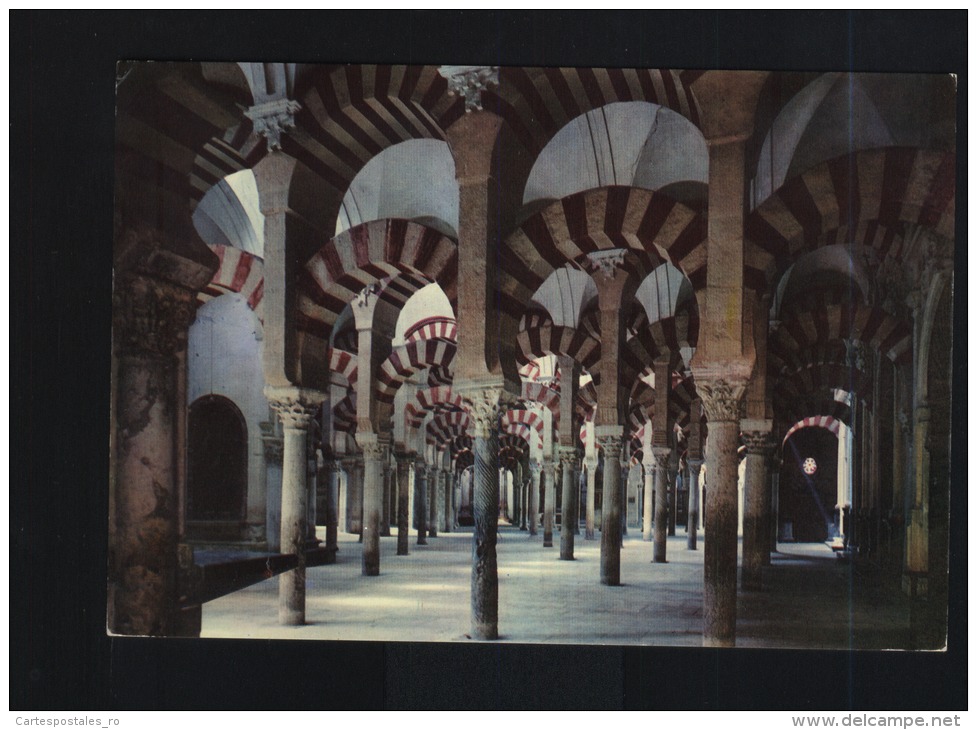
[265,386,324,430]
[438,66,499,112]
[697,379,747,423]
[113,274,196,358]
[651,445,671,469]
[462,387,505,439]
[245,98,302,151]
[558,446,580,469]
[741,429,775,456]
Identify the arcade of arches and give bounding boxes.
[109,63,955,648]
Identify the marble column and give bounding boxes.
[584,460,597,540]
[380,458,392,537]
[110,272,198,636]
[542,458,556,547]
[395,454,411,556]
[358,434,386,576]
[559,447,580,560]
[267,386,323,625]
[598,434,624,585]
[415,458,428,545]
[442,466,452,533]
[465,389,504,640]
[519,477,528,530]
[653,446,670,563]
[687,458,703,550]
[528,461,540,537]
[667,447,679,536]
[699,379,747,647]
[325,459,340,558]
[904,403,931,596]
[642,460,654,542]
[768,454,781,556]
[741,424,773,591]
[428,464,440,538]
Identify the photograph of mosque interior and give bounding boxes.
[109,63,955,649]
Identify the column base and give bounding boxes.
[471,622,499,640]
[702,636,735,648]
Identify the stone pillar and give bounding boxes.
[395,454,411,556]
[598,434,624,585]
[442,465,452,533]
[110,272,199,636]
[559,447,579,560]
[380,458,392,537]
[542,458,556,547]
[428,464,440,538]
[266,387,323,625]
[688,458,703,550]
[325,459,340,558]
[529,460,540,537]
[642,460,654,542]
[519,476,528,530]
[741,424,773,591]
[464,389,504,640]
[904,403,931,596]
[415,458,428,545]
[667,447,679,536]
[345,456,364,535]
[585,459,597,540]
[699,379,747,647]
[358,434,386,577]
[652,446,670,563]
[768,453,781,556]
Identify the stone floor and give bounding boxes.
[201,524,919,649]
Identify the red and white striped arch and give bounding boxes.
[483,67,701,158]
[782,415,843,444]
[326,347,357,388]
[376,338,457,405]
[197,244,265,319]
[405,386,464,429]
[745,148,955,292]
[404,316,458,344]
[768,294,912,367]
[501,187,708,321]
[297,219,457,341]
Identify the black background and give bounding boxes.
[10,11,968,710]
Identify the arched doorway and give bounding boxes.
[187,395,248,539]
[779,427,839,543]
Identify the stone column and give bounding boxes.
[528,460,540,537]
[266,386,323,625]
[358,434,386,576]
[324,459,340,559]
[667,447,679,536]
[542,458,556,547]
[519,476,528,530]
[585,459,597,539]
[415,458,428,545]
[688,458,703,550]
[699,379,747,647]
[598,434,624,585]
[465,389,504,640]
[741,423,773,591]
[395,454,411,556]
[442,465,452,533]
[380,458,392,537]
[428,464,440,538]
[904,403,930,596]
[642,460,655,542]
[768,453,781,556]
[110,272,199,636]
[652,446,670,563]
[559,447,580,560]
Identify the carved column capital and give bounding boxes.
[597,435,624,460]
[586,248,628,280]
[112,274,196,358]
[245,98,302,151]
[558,446,580,469]
[651,445,672,469]
[259,421,285,464]
[741,429,775,456]
[438,65,499,112]
[688,458,704,477]
[697,378,747,423]
[462,387,506,439]
[265,386,324,431]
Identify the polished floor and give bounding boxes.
[201,524,919,649]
